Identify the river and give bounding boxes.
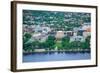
[23,52,90,62]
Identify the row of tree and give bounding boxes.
[60,36,90,50]
[23,33,90,52]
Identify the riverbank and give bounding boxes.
[23,49,90,54]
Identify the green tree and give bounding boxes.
[61,36,70,50]
[68,41,82,50]
[24,33,32,38]
[23,33,32,43]
[81,36,91,49]
[23,33,32,51]
[23,42,32,51]
[45,36,55,50]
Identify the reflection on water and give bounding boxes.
[23,52,91,62]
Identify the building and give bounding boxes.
[82,24,91,37]
[55,31,65,39]
[34,25,42,33]
[31,32,48,42]
[42,26,51,34]
[83,28,91,37]
[34,25,51,34]
[77,30,85,36]
[23,24,35,33]
[65,31,74,37]
[82,22,90,30]
[70,36,85,42]
[49,31,56,36]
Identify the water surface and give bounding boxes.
[23,52,91,62]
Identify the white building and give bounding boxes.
[42,26,51,34]
[30,32,48,42]
[34,25,51,34]
[70,36,85,42]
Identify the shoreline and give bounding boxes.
[23,49,90,54]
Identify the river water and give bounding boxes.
[23,52,90,62]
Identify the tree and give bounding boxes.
[23,33,32,43]
[81,36,91,49]
[71,41,83,50]
[48,36,56,40]
[24,33,32,38]
[62,36,70,42]
[45,36,55,50]
[61,36,70,50]
[23,33,32,51]
[23,42,32,51]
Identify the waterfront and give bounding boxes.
[23,52,90,62]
